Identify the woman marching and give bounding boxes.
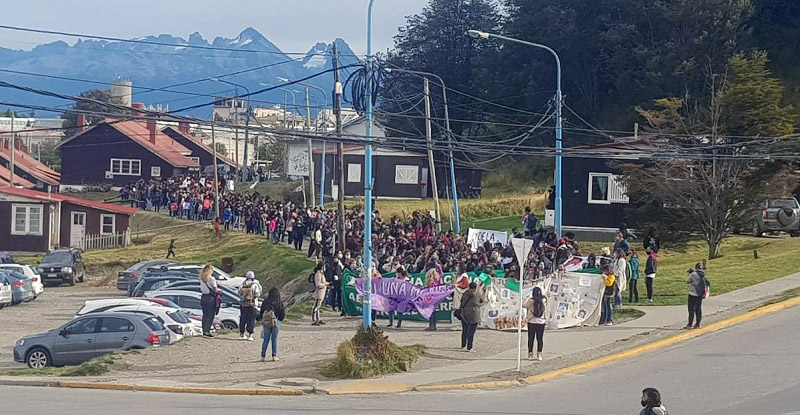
[523,286,547,361]
[259,287,285,362]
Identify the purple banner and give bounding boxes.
[355,278,454,319]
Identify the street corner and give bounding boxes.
[319,380,414,395]
[413,380,522,392]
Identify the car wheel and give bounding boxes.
[752,221,763,237]
[222,321,238,330]
[791,231,800,238]
[68,275,76,286]
[26,347,51,369]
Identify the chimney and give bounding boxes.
[76,114,87,132]
[178,122,190,134]
[147,119,157,144]
[131,102,145,118]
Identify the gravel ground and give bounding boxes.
[110,308,525,386]
[0,282,125,367]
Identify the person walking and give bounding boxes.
[388,267,409,329]
[640,387,669,415]
[644,247,658,302]
[199,265,219,337]
[629,250,640,303]
[311,263,328,326]
[259,287,285,362]
[237,272,258,341]
[424,264,442,331]
[166,239,176,259]
[523,286,547,361]
[613,248,628,308]
[686,263,709,329]
[600,264,616,326]
[459,282,484,352]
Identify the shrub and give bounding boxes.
[321,326,426,379]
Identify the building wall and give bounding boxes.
[58,202,131,247]
[432,165,483,199]
[162,129,233,171]
[60,125,179,187]
[0,155,55,192]
[561,157,626,229]
[314,153,427,199]
[0,200,53,252]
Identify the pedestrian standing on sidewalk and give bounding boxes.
[629,250,640,303]
[614,248,628,308]
[645,247,658,302]
[311,262,328,326]
[640,387,669,415]
[424,263,442,331]
[460,281,484,352]
[237,272,257,341]
[686,263,709,329]
[523,286,547,361]
[600,264,616,326]
[259,287,285,362]
[199,265,219,337]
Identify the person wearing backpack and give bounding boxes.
[523,286,547,361]
[686,263,709,329]
[259,287,285,362]
[459,282,485,352]
[237,272,258,341]
[311,263,328,326]
[640,387,669,415]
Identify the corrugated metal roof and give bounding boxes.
[0,186,137,215]
[0,145,60,185]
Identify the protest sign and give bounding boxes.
[354,278,453,319]
[467,228,508,251]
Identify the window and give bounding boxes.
[394,165,419,184]
[99,317,135,333]
[587,173,629,205]
[100,214,115,235]
[347,163,361,183]
[188,157,200,165]
[178,296,202,310]
[11,204,43,236]
[151,166,161,177]
[64,318,98,335]
[109,158,141,176]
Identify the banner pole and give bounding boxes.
[516,267,525,372]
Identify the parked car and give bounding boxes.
[753,198,800,237]
[129,272,196,297]
[77,303,196,341]
[0,252,15,264]
[0,274,12,308]
[145,290,240,330]
[138,297,223,332]
[154,280,250,308]
[0,269,35,304]
[117,260,179,292]
[13,312,170,368]
[0,264,44,298]
[156,265,245,290]
[36,248,86,286]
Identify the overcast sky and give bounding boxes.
[0,0,429,54]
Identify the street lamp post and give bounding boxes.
[211,78,251,183]
[279,77,329,209]
[467,30,563,238]
[363,0,378,328]
[386,67,461,233]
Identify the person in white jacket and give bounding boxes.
[614,248,628,307]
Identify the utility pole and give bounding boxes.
[243,101,251,183]
[233,102,240,180]
[9,113,15,187]
[305,87,316,208]
[333,42,346,253]
[211,124,220,220]
[423,78,441,232]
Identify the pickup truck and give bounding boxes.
[753,198,800,237]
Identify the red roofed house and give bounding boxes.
[0,164,35,188]
[161,124,237,173]
[58,120,199,190]
[0,139,60,191]
[0,186,137,253]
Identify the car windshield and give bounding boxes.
[0,266,23,273]
[166,310,190,324]
[42,252,72,264]
[769,199,799,209]
[143,317,165,331]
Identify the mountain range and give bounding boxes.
[0,27,361,117]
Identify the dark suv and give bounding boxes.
[129,271,195,297]
[37,248,86,286]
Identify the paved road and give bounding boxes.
[4,304,800,414]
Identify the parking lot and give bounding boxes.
[0,283,124,367]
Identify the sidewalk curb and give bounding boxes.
[0,379,303,396]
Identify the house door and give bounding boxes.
[70,212,86,248]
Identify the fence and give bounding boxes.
[79,230,131,251]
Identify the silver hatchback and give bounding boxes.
[13,312,170,368]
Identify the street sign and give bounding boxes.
[511,237,535,269]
